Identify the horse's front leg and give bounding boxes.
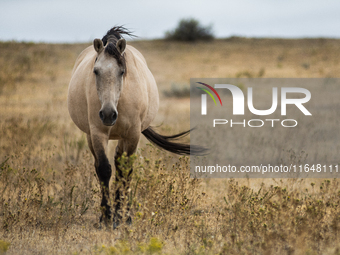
[113,138,139,229]
[87,133,112,224]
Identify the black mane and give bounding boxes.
[102,26,135,46]
[101,26,134,74]
[105,42,126,70]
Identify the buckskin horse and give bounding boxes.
[68,26,204,228]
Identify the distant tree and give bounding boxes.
[165,18,214,42]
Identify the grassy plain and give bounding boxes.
[1,38,340,254]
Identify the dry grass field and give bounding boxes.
[1,38,340,254]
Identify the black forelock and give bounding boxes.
[100,26,133,74]
[102,26,135,46]
[104,42,127,71]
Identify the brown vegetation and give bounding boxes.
[1,38,340,254]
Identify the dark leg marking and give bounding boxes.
[113,149,134,229]
[87,134,112,224]
[96,151,112,223]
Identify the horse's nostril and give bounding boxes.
[99,110,104,121]
[112,111,118,122]
[99,109,117,125]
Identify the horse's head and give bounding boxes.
[93,38,126,126]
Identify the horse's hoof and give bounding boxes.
[100,214,112,227]
[113,220,120,230]
[126,216,132,225]
[93,222,102,229]
[113,216,131,229]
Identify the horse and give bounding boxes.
[68,26,204,228]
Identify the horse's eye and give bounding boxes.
[120,70,125,76]
[93,69,99,75]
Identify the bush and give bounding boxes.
[0,240,10,254]
[162,83,190,98]
[165,18,214,42]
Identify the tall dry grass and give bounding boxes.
[1,38,340,254]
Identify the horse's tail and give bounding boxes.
[142,126,208,156]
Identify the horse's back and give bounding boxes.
[126,45,147,65]
[119,45,159,133]
[71,46,96,75]
[68,46,96,135]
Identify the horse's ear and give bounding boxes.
[93,39,104,53]
[116,38,126,55]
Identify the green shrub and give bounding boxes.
[165,18,214,42]
[162,83,190,98]
[0,240,10,254]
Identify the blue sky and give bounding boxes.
[1,0,340,42]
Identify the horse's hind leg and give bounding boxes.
[113,137,139,228]
[87,133,112,224]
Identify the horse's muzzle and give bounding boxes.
[99,108,118,126]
